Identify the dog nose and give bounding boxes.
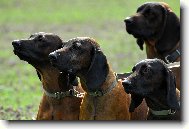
[124,17,133,25]
[122,79,131,86]
[12,40,21,49]
[48,52,58,62]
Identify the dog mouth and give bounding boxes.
[126,27,143,38]
[13,49,35,64]
[125,86,149,97]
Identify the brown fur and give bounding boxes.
[12,32,83,120]
[122,59,180,120]
[36,65,83,120]
[79,66,131,120]
[49,37,148,120]
[124,2,180,90]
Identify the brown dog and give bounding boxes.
[124,2,180,90]
[122,59,180,120]
[12,32,83,120]
[49,37,148,120]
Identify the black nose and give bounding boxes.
[124,17,133,26]
[12,40,21,50]
[122,79,131,87]
[48,52,58,62]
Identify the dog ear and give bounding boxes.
[129,94,144,112]
[136,38,144,50]
[165,68,180,109]
[86,47,108,91]
[155,9,180,55]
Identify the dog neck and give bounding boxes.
[145,89,172,111]
[79,63,116,95]
[100,67,117,93]
[36,64,71,93]
[145,40,180,62]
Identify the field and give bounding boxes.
[0,0,180,120]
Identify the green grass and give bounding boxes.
[0,0,180,120]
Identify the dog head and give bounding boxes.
[12,32,63,66]
[124,2,180,52]
[122,59,179,111]
[49,37,108,91]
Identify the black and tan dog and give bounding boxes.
[49,37,148,120]
[122,59,180,120]
[124,2,181,90]
[124,2,180,62]
[12,32,83,120]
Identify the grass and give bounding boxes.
[0,0,180,120]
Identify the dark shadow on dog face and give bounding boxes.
[49,37,98,74]
[12,32,63,66]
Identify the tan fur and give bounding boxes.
[36,65,83,120]
[79,66,131,120]
[79,65,148,120]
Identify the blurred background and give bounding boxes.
[0,0,180,120]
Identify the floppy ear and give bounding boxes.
[155,10,180,55]
[129,94,144,112]
[136,38,144,50]
[165,68,180,109]
[85,47,108,91]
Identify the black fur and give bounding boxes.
[155,11,180,56]
[129,94,144,112]
[85,47,108,92]
[165,68,180,109]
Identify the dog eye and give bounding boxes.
[38,35,44,41]
[143,67,151,74]
[72,42,81,49]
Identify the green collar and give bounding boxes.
[87,78,117,97]
[149,108,176,116]
[44,88,84,99]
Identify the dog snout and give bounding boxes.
[124,17,133,26]
[49,52,58,62]
[12,40,21,50]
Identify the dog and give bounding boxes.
[124,2,181,90]
[49,37,148,120]
[12,32,83,120]
[122,59,180,120]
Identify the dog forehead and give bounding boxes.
[30,32,55,38]
[67,37,94,43]
[137,2,163,12]
[66,37,100,48]
[136,59,166,71]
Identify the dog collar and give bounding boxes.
[44,88,84,99]
[165,48,180,63]
[149,108,176,116]
[167,61,180,68]
[88,78,117,97]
